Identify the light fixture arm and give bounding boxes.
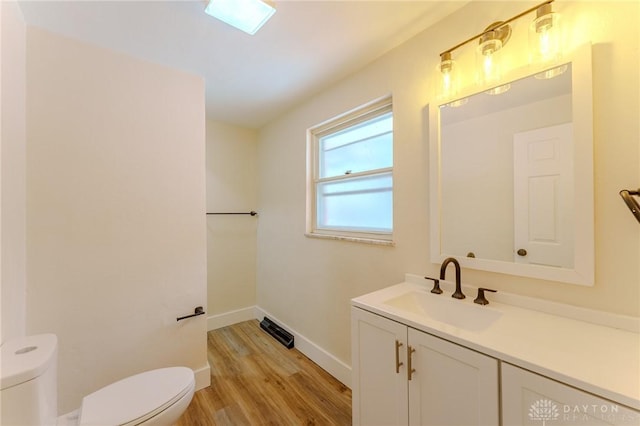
[439,0,554,58]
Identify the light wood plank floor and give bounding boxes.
[175,320,352,425]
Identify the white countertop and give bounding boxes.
[351,275,640,411]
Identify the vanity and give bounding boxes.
[351,275,640,425]
[350,38,640,425]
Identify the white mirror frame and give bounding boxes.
[429,43,594,286]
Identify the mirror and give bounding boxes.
[429,44,594,286]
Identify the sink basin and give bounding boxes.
[382,291,502,332]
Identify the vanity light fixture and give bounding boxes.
[205,0,276,35]
[438,0,562,97]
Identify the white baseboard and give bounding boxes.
[254,307,352,388]
[194,363,211,390]
[207,306,257,331]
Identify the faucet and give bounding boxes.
[440,257,465,299]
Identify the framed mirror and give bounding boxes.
[429,44,594,286]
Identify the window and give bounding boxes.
[306,97,393,243]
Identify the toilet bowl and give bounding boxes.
[1,334,195,426]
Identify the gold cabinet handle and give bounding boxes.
[407,346,416,380]
[395,340,404,373]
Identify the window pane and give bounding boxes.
[319,112,392,178]
[317,173,392,232]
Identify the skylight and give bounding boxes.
[205,0,276,35]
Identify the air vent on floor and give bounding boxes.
[260,317,294,349]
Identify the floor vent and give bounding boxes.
[260,317,294,349]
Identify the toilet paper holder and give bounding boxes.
[176,306,205,322]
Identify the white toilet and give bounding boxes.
[1,333,195,425]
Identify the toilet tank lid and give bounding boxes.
[79,366,194,426]
[0,333,58,390]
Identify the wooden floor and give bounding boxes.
[175,320,352,425]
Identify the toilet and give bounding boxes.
[1,333,195,425]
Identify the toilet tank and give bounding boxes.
[1,334,58,426]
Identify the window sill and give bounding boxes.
[305,232,395,247]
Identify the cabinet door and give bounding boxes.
[351,307,408,426]
[502,363,640,426]
[408,328,499,426]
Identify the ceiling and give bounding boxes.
[18,1,468,128]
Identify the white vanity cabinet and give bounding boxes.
[502,363,640,426]
[352,278,640,425]
[351,306,409,425]
[407,327,499,425]
[351,307,500,425]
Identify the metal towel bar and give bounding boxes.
[206,211,257,216]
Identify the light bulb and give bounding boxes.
[483,54,494,77]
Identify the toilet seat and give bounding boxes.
[78,367,194,426]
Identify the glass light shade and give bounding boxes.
[445,97,469,108]
[486,83,511,96]
[437,54,460,101]
[535,63,568,80]
[476,35,503,87]
[529,6,562,66]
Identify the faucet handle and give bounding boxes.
[424,277,443,294]
[474,288,497,305]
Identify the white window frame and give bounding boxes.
[305,96,394,245]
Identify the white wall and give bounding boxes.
[25,27,208,413]
[0,0,27,344]
[256,1,640,382]
[206,121,258,328]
